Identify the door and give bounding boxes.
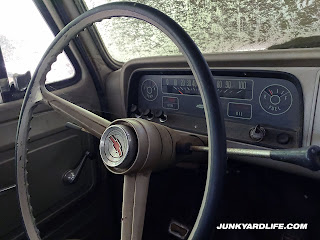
[0,1,100,239]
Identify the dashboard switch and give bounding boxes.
[154,110,163,118]
[130,104,137,113]
[146,111,154,120]
[277,133,291,145]
[142,109,154,120]
[154,110,167,122]
[249,125,266,142]
[129,104,142,118]
[141,108,151,116]
[133,107,142,118]
[159,113,168,123]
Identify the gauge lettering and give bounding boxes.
[259,84,292,115]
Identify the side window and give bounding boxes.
[0,0,75,103]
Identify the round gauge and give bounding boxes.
[141,79,158,101]
[259,84,293,115]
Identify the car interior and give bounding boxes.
[1,0,320,240]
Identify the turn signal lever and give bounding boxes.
[190,145,320,171]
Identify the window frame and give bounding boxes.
[74,0,123,70]
[33,0,81,91]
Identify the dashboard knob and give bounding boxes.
[133,107,142,118]
[154,110,167,122]
[277,133,291,145]
[129,105,142,118]
[249,125,266,142]
[159,113,167,123]
[154,110,163,118]
[141,109,154,120]
[146,111,154,120]
[141,108,151,116]
[130,104,137,113]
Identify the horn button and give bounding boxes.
[99,119,175,174]
[99,124,137,169]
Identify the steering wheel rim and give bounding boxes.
[15,2,226,239]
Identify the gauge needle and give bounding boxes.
[178,90,184,95]
[265,89,272,96]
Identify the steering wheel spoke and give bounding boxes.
[122,171,151,240]
[42,90,110,138]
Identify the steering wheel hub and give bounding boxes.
[100,124,137,169]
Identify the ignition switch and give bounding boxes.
[249,125,266,142]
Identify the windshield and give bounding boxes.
[85,0,320,63]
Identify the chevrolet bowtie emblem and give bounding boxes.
[109,135,123,158]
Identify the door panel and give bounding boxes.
[0,108,69,152]
[0,2,103,236]
[0,107,97,238]
[0,71,102,239]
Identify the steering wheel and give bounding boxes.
[15,2,226,239]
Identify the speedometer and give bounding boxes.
[259,84,292,115]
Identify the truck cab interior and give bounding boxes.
[1,1,320,240]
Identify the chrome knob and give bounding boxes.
[249,125,266,142]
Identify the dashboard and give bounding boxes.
[128,70,304,149]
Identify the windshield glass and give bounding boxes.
[85,0,320,63]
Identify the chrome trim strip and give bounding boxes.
[0,184,16,194]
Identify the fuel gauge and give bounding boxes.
[259,84,292,115]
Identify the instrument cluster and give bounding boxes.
[128,70,303,149]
